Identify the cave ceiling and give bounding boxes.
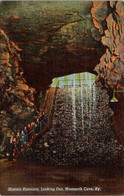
[0,1,105,91]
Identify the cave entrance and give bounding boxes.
[51,72,97,88]
[50,72,101,136]
[50,72,98,136]
[29,71,122,166]
[22,72,122,166]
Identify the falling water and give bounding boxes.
[85,72,89,120]
[72,74,76,136]
[93,80,96,115]
[51,72,97,134]
[80,73,84,133]
[89,74,92,128]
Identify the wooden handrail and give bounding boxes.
[31,87,57,145]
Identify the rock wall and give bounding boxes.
[91,1,124,144]
[0,29,37,151]
[91,1,124,90]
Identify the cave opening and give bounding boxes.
[20,72,123,167]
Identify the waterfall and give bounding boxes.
[72,74,76,136]
[85,72,89,118]
[80,73,84,134]
[93,79,96,115]
[89,74,92,129]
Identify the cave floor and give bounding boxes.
[0,159,124,195]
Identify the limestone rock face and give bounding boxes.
[0,29,36,151]
[92,1,124,90]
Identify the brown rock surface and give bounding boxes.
[92,1,124,90]
[0,29,37,152]
[92,1,124,143]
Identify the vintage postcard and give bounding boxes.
[0,0,124,195]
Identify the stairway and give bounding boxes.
[20,87,57,153]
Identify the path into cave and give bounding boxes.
[21,73,123,167]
